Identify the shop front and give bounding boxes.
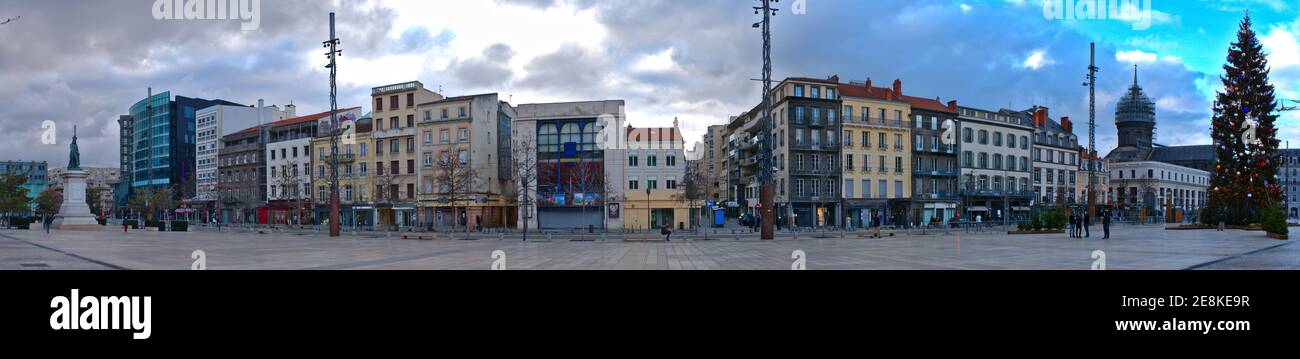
[845,199,890,229]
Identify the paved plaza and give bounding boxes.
[0,224,1295,270]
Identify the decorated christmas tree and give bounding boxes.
[1207,13,1282,225]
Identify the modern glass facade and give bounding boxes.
[130,91,173,189]
[126,91,242,199]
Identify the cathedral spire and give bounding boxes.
[1133,64,1138,87]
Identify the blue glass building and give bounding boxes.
[125,91,242,200]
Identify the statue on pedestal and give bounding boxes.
[51,125,99,231]
[69,126,81,171]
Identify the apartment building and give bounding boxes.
[414,93,516,230]
[899,85,961,226]
[370,81,444,228]
[266,107,363,225]
[1026,107,1082,207]
[722,108,764,221]
[1078,149,1110,214]
[700,124,728,203]
[771,76,843,228]
[196,101,290,203]
[0,160,48,214]
[624,120,690,230]
[837,79,912,228]
[310,114,374,227]
[217,126,266,224]
[956,106,1034,222]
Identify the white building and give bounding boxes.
[196,101,290,201]
[264,107,362,224]
[957,106,1035,221]
[1027,108,1083,206]
[513,100,626,230]
[1109,161,1208,220]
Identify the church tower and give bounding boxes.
[1115,65,1156,151]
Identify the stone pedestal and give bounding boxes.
[51,170,100,231]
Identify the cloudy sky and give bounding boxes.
[0,0,1297,168]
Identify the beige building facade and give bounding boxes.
[369,81,443,228]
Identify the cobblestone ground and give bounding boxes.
[0,224,1293,270]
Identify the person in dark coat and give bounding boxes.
[1071,213,1081,238]
[1083,212,1091,238]
[1102,210,1111,239]
[661,224,672,242]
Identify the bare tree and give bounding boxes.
[601,170,622,232]
[511,138,539,241]
[433,144,478,234]
[372,163,401,230]
[272,160,310,225]
[681,162,712,231]
[573,157,604,232]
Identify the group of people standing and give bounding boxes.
[1068,210,1111,239]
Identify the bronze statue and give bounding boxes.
[69,125,81,170]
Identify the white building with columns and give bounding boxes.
[1108,161,1209,220]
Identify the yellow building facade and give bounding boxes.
[622,122,693,231]
[310,118,375,227]
[837,80,912,228]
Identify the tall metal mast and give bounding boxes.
[1086,42,1099,215]
[324,12,342,237]
[754,0,778,240]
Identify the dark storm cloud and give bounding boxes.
[568,0,1216,151]
[515,42,610,95]
[0,0,1240,167]
[0,0,399,167]
[442,43,516,91]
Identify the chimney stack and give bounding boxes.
[865,77,872,90]
[285,101,297,118]
[830,74,839,83]
[947,100,958,112]
[1061,116,1072,132]
[892,79,902,98]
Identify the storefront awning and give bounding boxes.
[1013,206,1032,211]
[967,206,989,212]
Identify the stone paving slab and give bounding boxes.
[0,225,1292,270]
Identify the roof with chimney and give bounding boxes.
[900,95,958,114]
[227,107,362,137]
[837,81,904,103]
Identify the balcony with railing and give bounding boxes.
[915,143,957,154]
[962,189,1036,198]
[914,191,961,200]
[320,153,357,163]
[914,167,959,177]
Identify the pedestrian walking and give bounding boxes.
[661,224,672,242]
[475,215,483,232]
[43,214,51,233]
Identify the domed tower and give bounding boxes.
[1115,65,1156,151]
